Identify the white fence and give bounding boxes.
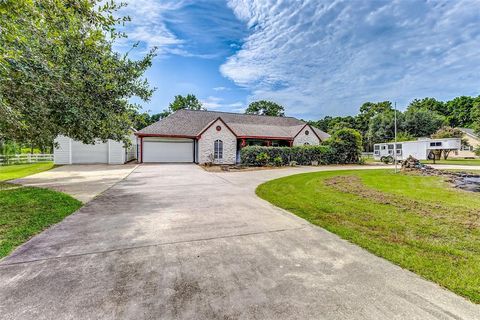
[0,154,54,165]
[361,152,374,159]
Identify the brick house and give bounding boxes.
[135,109,330,164]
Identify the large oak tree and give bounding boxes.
[0,0,156,146]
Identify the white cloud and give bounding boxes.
[213,86,229,91]
[114,0,190,56]
[222,0,480,118]
[201,96,243,111]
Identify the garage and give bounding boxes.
[71,140,108,164]
[142,138,194,163]
[54,135,137,164]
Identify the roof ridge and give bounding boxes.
[180,109,299,120]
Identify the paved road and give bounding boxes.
[1,164,479,319]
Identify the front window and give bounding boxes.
[214,140,223,159]
[304,142,310,146]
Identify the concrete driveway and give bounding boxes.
[12,164,138,203]
[0,164,478,319]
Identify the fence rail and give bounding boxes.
[361,152,374,158]
[0,154,54,165]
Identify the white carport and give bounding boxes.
[141,137,194,163]
[54,135,137,165]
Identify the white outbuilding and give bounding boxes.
[374,138,461,161]
[54,134,137,165]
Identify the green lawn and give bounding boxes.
[0,163,82,258]
[0,162,55,181]
[257,169,480,303]
[421,158,480,166]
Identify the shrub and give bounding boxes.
[324,128,363,164]
[240,145,335,166]
[273,156,283,167]
[255,152,270,166]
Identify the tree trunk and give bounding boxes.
[443,149,451,160]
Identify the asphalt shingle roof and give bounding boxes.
[137,109,330,140]
[459,127,479,139]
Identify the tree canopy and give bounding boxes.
[245,100,285,116]
[0,0,156,146]
[169,94,204,112]
[310,95,480,151]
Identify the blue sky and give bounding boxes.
[116,0,480,120]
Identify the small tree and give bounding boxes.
[245,100,285,117]
[326,128,363,164]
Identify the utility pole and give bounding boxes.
[394,101,398,173]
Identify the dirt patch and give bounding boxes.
[323,175,480,229]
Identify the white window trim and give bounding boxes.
[214,140,223,160]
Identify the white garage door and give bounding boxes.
[71,140,108,164]
[143,140,193,163]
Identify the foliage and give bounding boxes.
[407,97,445,114]
[326,128,363,164]
[390,132,414,142]
[445,96,479,128]
[169,94,204,112]
[157,94,205,118]
[366,110,404,145]
[273,156,283,166]
[313,96,480,151]
[403,108,446,137]
[256,169,480,303]
[255,152,270,166]
[431,126,464,139]
[240,145,335,166]
[475,146,480,157]
[0,0,156,146]
[128,109,171,130]
[245,100,285,117]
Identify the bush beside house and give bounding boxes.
[241,128,363,166]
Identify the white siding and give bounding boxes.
[198,119,236,164]
[108,140,126,164]
[54,135,72,164]
[293,126,320,146]
[126,134,137,162]
[54,135,134,164]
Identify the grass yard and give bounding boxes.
[0,163,82,258]
[421,158,480,166]
[256,169,480,303]
[0,162,55,181]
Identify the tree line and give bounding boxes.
[309,97,480,151]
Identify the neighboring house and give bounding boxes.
[54,134,137,164]
[451,128,480,158]
[135,109,330,164]
[373,138,461,161]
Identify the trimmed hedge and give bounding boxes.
[240,145,337,166]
